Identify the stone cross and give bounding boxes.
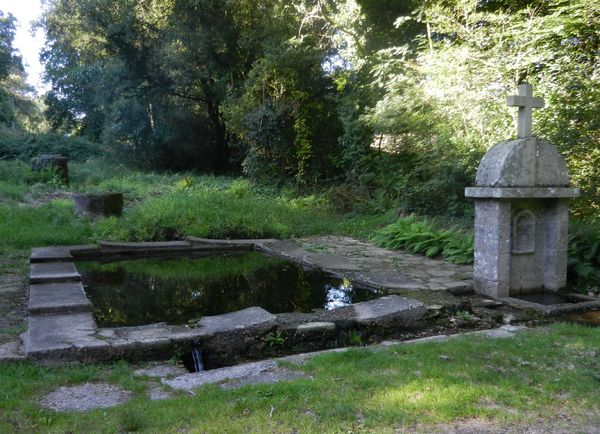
[506,83,544,138]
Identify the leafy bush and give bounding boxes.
[568,220,600,292]
[371,215,474,264]
[0,132,102,161]
[227,179,254,199]
[0,160,68,199]
[224,42,342,185]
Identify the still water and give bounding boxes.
[77,252,379,327]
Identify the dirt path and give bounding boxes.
[0,253,28,345]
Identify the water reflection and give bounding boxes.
[77,253,379,327]
[325,278,355,310]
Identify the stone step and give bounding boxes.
[29,262,80,284]
[28,282,92,315]
[29,247,73,263]
[163,359,309,391]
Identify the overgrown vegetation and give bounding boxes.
[0,200,92,248]
[2,157,600,291]
[568,220,600,292]
[16,0,593,220]
[0,159,395,251]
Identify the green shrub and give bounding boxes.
[568,220,600,292]
[227,178,254,198]
[371,215,474,264]
[0,132,102,161]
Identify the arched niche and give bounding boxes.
[512,210,536,254]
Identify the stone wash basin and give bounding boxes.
[25,239,430,368]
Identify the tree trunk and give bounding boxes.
[206,98,229,172]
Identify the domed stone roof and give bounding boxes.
[475,137,570,187]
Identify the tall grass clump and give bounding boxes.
[95,188,339,241]
[0,180,27,202]
[69,160,236,199]
[372,215,474,264]
[0,200,92,248]
[0,160,29,182]
[0,160,70,201]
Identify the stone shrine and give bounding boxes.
[465,84,580,298]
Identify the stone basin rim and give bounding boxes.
[25,239,430,365]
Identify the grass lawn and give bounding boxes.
[0,323,599,433]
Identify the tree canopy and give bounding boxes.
[1,0,597,214]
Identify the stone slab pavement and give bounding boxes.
[259,236,474,293]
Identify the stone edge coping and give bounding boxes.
[23,240,591,363]
[72,192,123,199]
[24,296,428,362]
[25,241,430,362]
[498,293,600,315]
[30,240,264,263]
[465,187,580,199]
[186,236,277,246]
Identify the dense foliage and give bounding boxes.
[372,215,474,264]
[28,0,598,216]
[0,12,40,137]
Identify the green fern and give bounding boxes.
[372,215,474,264]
